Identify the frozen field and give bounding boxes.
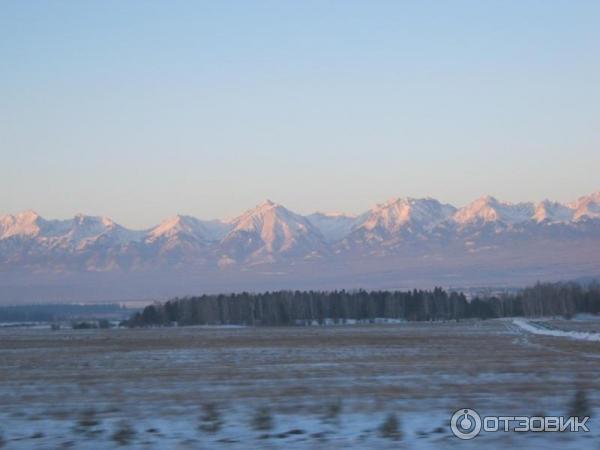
[0,319,599,449]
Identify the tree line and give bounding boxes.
[127,282,600,327]
[0,303,128,323]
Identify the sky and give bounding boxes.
[1,0,599,228]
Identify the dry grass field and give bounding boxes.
[0,318,598,449]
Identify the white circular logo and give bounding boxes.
[451,408,482,440]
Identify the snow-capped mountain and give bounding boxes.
[220,200,328,263]
[146,215,230,244]
[533,200,574,223]
[361,197,456,232]
[141,216,215,267]
[0,211,140,249]
[452,196,535,226]
[570,192,600,220]
[343,197,456,247]
[306,212,360,242]
[59,214,142,248]
[1,191,599,300]
[0,210,68,239]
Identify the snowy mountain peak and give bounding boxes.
[72,213,116,229]
[0,211,139,249]
[569,191,600,220]
[453,196,501,223]
[222,201,326,259]
[59,214,128,247]
[453,196,534,225]
[533,200,574,223]
[147,215,231,243]
[229,201,292,231]
[0,210,44,239]
[359,197,456,232]
[148,215,204,241]
[252,199,279,213]
[17,209,41,220]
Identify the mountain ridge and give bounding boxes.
[1,192,599,291]
[5,191,598,241]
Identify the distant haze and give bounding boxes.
[2,1,600,228]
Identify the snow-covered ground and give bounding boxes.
[513,318,600,341]
[2,406,596,449]
[0,319,599,448]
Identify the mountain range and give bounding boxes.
[1,192,599,302]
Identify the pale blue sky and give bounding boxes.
[1,1,599,228]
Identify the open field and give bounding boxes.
[0,319,599,449]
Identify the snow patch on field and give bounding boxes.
[513,319,600,341]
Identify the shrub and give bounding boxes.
[111,421,135,446]
[379,413,402,440]
[251,407,273,431]
[71,321,97,330]
[322,400,342,425]
[73,409,102,436]
[199,403,223,433]
[569,388,591,419]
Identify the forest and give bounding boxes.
[128,282,600,327]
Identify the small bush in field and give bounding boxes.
[199,403,223,433]
[73,409,102,436]
[71,321,97,330]
[569,388,591,419]
[379,413,402,440]
[251,407,273,431]
[111,421,135,446]
[322,400,342,425]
